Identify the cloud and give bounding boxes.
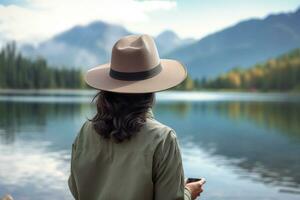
[0,0,176,44]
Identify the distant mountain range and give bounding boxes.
[20,7,300,79]
[167,7,300,78]
[155,30,195,55]
[21,22,194,69]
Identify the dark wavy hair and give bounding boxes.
[89,90,155,143]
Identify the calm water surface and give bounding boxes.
[0,91,300,200]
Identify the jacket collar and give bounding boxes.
[146,108,155,119]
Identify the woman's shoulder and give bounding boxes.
[145,119,181,161]
[80,120,93,132]
[73,120,96,144]
[73,120,89,137]
[143,118,178,141]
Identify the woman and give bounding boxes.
[68,34,205,200]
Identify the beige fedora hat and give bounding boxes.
[84,34,187,93]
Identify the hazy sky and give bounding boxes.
[0,0,300,44]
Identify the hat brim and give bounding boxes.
[84,59,187,93]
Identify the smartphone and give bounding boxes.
[186,178,202,183]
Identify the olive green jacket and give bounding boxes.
[68,109,192,200]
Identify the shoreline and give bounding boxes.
[0,88,299,95]
[0,89,300,103]
[0,89,96,96]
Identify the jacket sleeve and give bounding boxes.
[68,122,87,200]
[68,138,79,200]
[153,130,192,200]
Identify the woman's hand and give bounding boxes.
[185,178,206,200]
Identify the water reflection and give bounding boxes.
[155,101,300,199]
[0,141,71,199]
[0,94,299,199]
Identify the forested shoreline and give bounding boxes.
[0,42,84,89]
[0,42,299,91]
[174,48,300,92]
[198,49,300,91]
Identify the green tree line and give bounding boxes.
[200,48,300,91]
[0,42,85,89]
[1,41,299,91]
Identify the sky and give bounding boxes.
[0,0,300,44]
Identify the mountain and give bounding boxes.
[166,7,300,79]
[155,30,194,55]
[22,21,131,68]
[21,22,193,69]
[20,7,300,77]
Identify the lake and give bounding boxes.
[0,91,300,200]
